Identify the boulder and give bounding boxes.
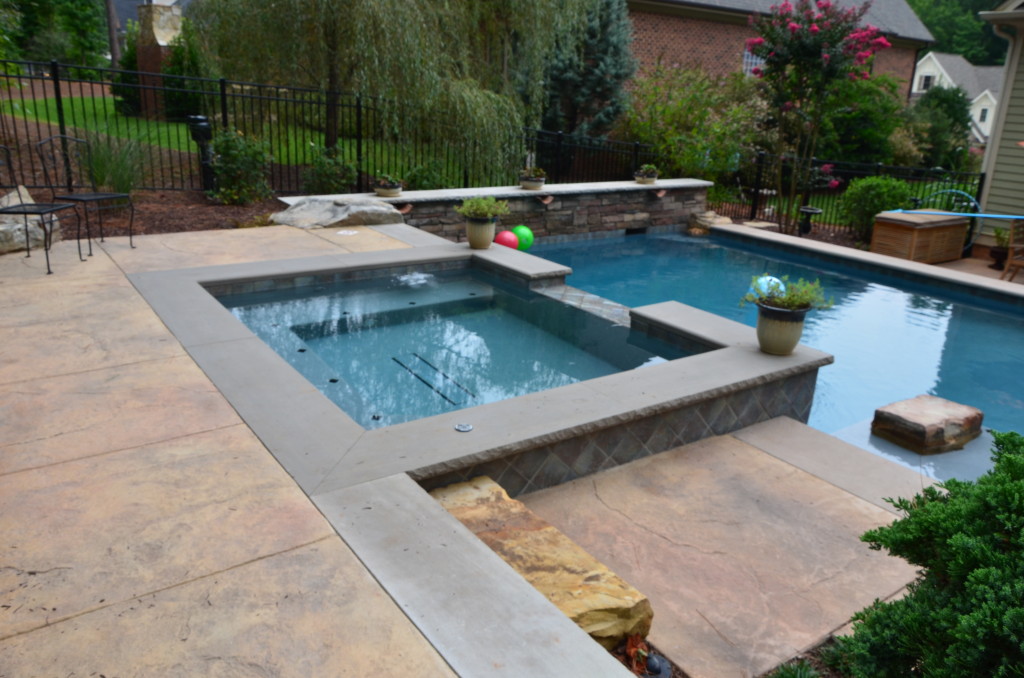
[871,394,983,454]
[270,197,403,229]
[0,187,53,255]
[431,476,654,649]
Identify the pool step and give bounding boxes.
[393,352,476,407]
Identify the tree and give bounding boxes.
[12,0,107,67]
[620,65,760,181]
[746,0,891,232]
[909,85,973,169]
[816,73,902,163]
[907,0,1007,66]
[541,0,635,138]
[188,0,592,176]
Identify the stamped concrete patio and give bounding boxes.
[0,222,967,677]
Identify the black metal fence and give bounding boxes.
[710,151,985,232]
[0,59,656,194]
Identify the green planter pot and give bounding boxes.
[465,217,497,249]
[755,303,809,356]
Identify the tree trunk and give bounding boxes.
[105,0,121,66]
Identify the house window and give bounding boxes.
[920,74,933,91]
[980,108,989,123]
[743,51,765,77]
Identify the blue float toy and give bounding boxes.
[751,275,785,298]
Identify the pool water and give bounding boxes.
[216,269,689,429]
[534,234,1024,437]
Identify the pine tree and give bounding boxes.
[541,0,635,138]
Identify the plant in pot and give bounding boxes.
[634,163,659,184]
[741,274,832,356]
[519,166,547,190]
[454,196,510,249]
[989,227,1010,270]
[373,172,403,197]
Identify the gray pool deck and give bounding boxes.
[0,224,1015,677]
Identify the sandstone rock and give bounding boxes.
[688,210,732,234]
[871,394,983,454]
[270,197,403,229]
[0,187,54,255]
[431,476,653,649]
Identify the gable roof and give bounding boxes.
[643,0,933,42]
[926,51,1004,99]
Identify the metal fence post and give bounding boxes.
[632,141,640,176]
[750,151,766,220]
[219,78,228,128]
[355,96,364,192]
[555,132,564,183]
[50,61,67,138]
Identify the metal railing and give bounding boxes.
[0,59,656,194]
[711,151,985,235]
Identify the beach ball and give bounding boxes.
[752,275,785,297]
[511,224,534,251]
[494,230,519,249]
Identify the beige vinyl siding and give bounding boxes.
[986,59,1024,217]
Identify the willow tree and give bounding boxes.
[188,0,592,177]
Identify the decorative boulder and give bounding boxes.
[270,197,403,229]
[0,187,52,255]
[871,394,983,454]
[431,476,654,649]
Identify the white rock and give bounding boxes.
[270,197,403,229]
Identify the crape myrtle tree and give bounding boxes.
[746,0,890,232]
[188,0,592,179]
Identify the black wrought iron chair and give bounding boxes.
[36,135,135,253]
[0,145,81,274]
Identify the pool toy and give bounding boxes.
[494,230,519,249]
[511,224,534,251]
[752,275,785,297]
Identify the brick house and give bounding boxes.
[627,0,933,97]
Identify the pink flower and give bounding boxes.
[788,21,801,32]
[861,70,871,79]
[781,101,795,112]
[809,23,820,33]
[822,53,831,63]
[828,179,840,189]
[752,67,763,77]
[779,1,794,14]
[821,163,834,174]
[816,0,831,9]
[747,36,766,51]
[872,36,891,49]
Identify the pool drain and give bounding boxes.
[454,423,473,432]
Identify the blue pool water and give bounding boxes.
[534,234,1024,437]
[216,269,688,429]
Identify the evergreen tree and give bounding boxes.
[910,85,973,169]
[12,0,107,67]
[907,0,1007,65]
[541,0,635,138]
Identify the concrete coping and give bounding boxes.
[278,178,713,207]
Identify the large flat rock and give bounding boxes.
[431,475,653,649]
[871,394,983,454]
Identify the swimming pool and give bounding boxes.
[534,232,1024,437]
[216,268,688,429]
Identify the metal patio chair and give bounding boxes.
[37,135,135,254]
[0,145,81,274]
[1000,219,1024,282]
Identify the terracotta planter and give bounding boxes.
[465,217,497,249]
[374,186,401,197]
[755,303,809,356]
[520,178,545,190]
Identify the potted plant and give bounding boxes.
[454,196,511,249]
[741,274,832,355]
[989,227,1010,270]
[634,164,659,184]
[373,172,403,197]
[519,166,547,190]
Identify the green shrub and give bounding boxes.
[766,660,820,678]
[111,20,141,116]
[837,176,914,242]
[833,430,1024,677]
[404,161,446,191]
[301,145,355,194]
[208,129,273,205]
[85,131,145,193]
[162,19,214,121]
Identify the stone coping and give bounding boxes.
[278,178,712,206]
[714,223,1024,309]
[129,223,832,497]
